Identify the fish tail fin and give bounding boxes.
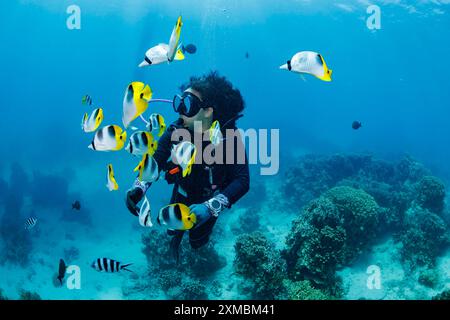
[280,60,291,71]
[121,263,134,273]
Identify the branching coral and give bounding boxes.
[234,232,286,299]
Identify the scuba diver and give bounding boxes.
[125,71,250,261]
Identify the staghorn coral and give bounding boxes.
[234,232,286,299]
[399,207,449,269]
[415,176,446,214]
[283,187,380,289]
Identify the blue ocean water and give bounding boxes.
[0,0,449,300]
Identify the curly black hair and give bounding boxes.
[179,71,245,129]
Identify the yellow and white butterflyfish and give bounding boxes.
[125,131,158,157]
[81,108,103,133]
[122,82,152,129]
[88,125,127,151]
[171,141,197,178]
[167,16,183,62]
[157,203,196,231]
[280,51,332,82]
[106,164,119,191]
[138,196,152,227]
[147,113,166,137]
[133,152,159,183]
[138,43,185,67]
[209,120,223,146]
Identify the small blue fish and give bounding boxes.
[182,44,197,54]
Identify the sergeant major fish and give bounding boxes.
[91,258,133,273]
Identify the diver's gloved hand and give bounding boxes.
[189,204,212,228]
[125,179,151,216]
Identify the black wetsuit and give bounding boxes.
[154,120,250,249]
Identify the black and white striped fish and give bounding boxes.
[91,258,133,273]
[25,217,37,230]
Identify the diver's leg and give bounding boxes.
[189,216,218,249]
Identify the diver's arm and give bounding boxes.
[125,126,174,216]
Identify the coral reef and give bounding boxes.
[283,187,380,289]
[231,207,261,235]
[182,242,227,278]
[414,176,446,214]
[0,289,8,300]
[283,279,334,300]
[0,168,32,266]
[283,153,373,206]
[140,227,226,299]
[432,289,450,300]
[399,207,449,269]
[417,269,440,288]
[166,278,208,300]
[234,232,286,299]
[19,289,42,300]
